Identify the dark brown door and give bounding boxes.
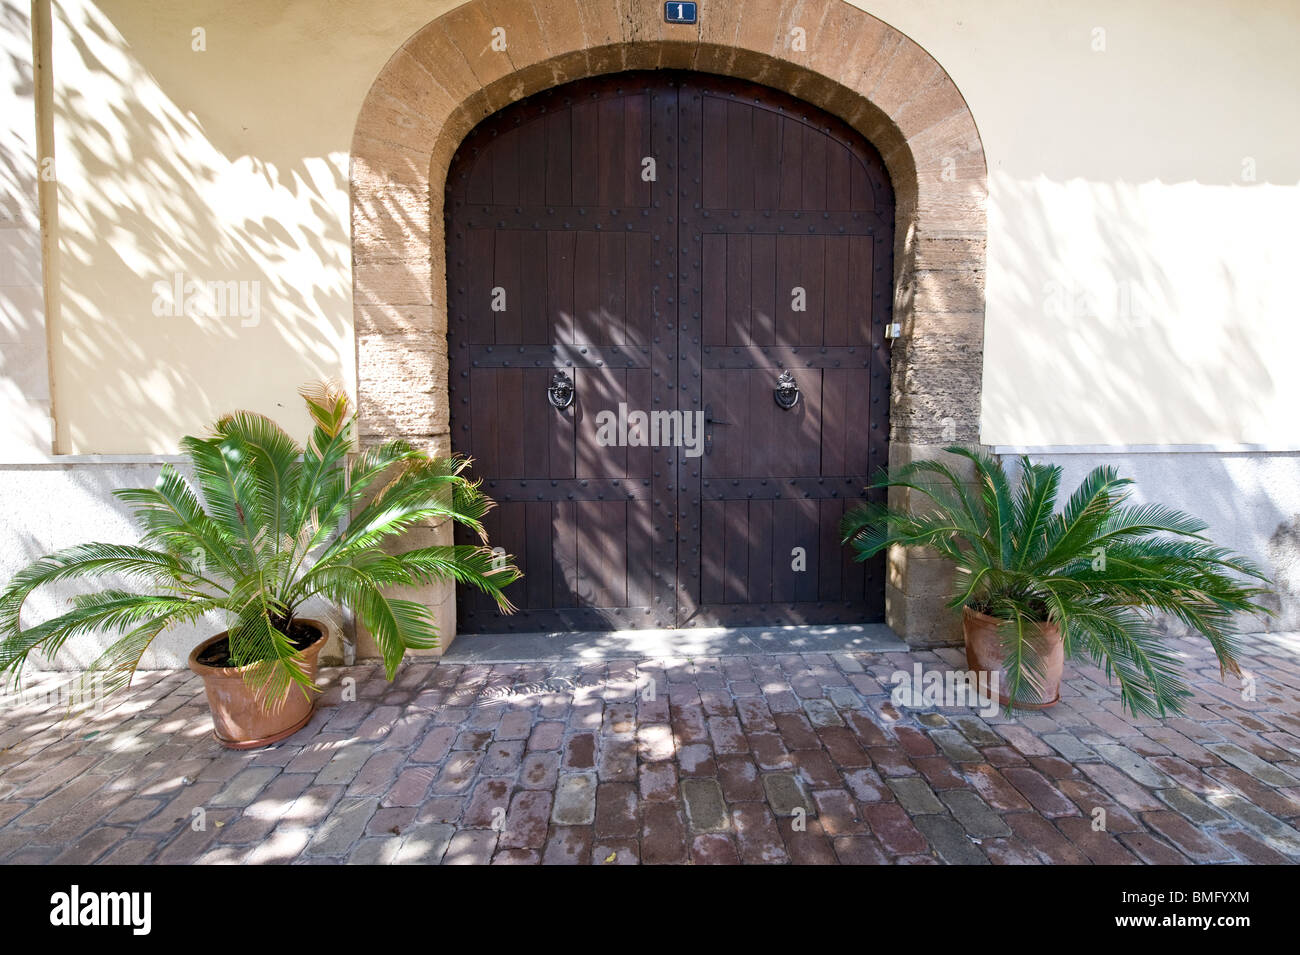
[446,72,891,633]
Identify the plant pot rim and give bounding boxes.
[962,604,1058,632]
[187,618,328,678]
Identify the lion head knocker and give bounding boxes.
[547,370,575,410]
[774,369,800,409]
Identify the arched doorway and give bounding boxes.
[350,0,987,649]
[446,71,892,633]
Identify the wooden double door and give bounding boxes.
[446,71,892,633]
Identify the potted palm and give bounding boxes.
[841,447,1270,716]
[0,383,519,748]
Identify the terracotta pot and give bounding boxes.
[962,606,1064,709]
[188,620,328,750]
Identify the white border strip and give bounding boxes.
[0,454,189,468]
[993,444,1300,456]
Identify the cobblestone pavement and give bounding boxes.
[1,633,1298,865]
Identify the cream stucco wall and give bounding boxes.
[15,0,1300,453]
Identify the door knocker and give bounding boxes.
[774,370,799,409]
[547,371,575,410]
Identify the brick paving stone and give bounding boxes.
[1205,792,1300,855]
[941,790,1011,838]
[1140,810,1236,863]
[520,751,559,790]
[842,767,889,803]
[1005,813,1088,865]
[595,782,639,837]
[1092,743,1171,788]
[832,833,890,864]
[305,796,377,857]
[597,738,638,782]
[1216,827,1294,864]
[562,732,598,770]
[444,828,498,864]
[316,743,376,786]
[774,712,821,750]
[1205,741,1299,787]
[1041,732,1096,762]
[1154,786,1230,826]
[639,759,677,803]
[779,816,838,864]
[691,832,740,864]
[1119,831,1190,865]
[862,802,928,856]
[810,789,865,836]
[462,777,512,828]
[802,699,843,727]
[929,729,983,763]
[498,790,552,849]
[641,803,688,864]
[716,756,763,802]
[763,773,812,817]
[888,777,945,814]
[682,778,729,832]
[913,814,989,865]
[732,802,790,864]
[552,772,597,825]
[1057,816,1141,865]
[747,732,794,771]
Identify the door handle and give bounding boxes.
[703,404,728,456]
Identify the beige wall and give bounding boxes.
[19,0,1300,454]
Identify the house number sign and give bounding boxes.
[665,2,697,24]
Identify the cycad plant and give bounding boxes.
[0,383,519,704]
[840,447,1271,716]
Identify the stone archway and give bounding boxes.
[351,0,986,649]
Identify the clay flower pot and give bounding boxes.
[188,620,328,750]
[962,606,1064,709]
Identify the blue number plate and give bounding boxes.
[664,2,697,25]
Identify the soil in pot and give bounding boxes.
[195,619,321,668]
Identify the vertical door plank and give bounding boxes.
[800,123,827,211]
[600,231,627,345]
[598,95,626,209]
[778,116,803,211]
[524,501,553,609]
[726,99,753,210]
[571,99,599,206]
[517,116,547,204]
[552,500,578,608]
[495,368,525,479]
[725,235,751,345]
[493,230,522,344]
[701,500,726,604]
[723,499,750,604]
[547,230,575,345]
[747,499,774,606]
[546,109,573,207]
[750,234,776,346]
[702,233,727,346]
[520,230,548,344]
[823,236,850,346]
[572,231,601,343]
[702,94,728,209]
[752,108,781,209]
[625,231,652,346]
